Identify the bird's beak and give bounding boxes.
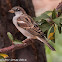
[8,9,15,13]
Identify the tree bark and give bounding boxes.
[0,0,47,62]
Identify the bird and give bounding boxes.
[9,6,55,51]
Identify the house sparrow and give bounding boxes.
[9,6,55,51]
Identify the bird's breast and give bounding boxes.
[16,26,34,38]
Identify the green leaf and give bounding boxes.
[44,11,52,16]
[0,56,4,58]
[39,22,50,32]
[34,11,52,21]
[55,25,62,53]
[52,9,56,19]
[7,32,14,41]
[13,42,22,44]
[53,15,62,26]
[47,25,53,39]
[13,39,22,44]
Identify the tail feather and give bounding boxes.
[36,36,55,51]
[46,42,55,51]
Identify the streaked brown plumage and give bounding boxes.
[9,6,55,51]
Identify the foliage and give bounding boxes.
[0,53,8,62]
[46,25,62,62]
[7,32,14,41]
[33,9,62,62]
[7,32,22,44]
[0,54,8,58]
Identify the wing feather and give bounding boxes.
[17,14,44,36]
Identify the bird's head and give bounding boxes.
[9,6,26,16]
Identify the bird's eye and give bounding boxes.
[16,8,20,11]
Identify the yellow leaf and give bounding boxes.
[48,25,56,40]
[54,26,56,33]
[48,32,54,39]
[0,54,8,58]
[49,37,54,40]
[47,12,52,16]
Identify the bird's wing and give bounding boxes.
[17,14,44,37]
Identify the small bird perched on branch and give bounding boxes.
[9,6,55,51]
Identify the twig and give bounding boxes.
[0,39,35,53]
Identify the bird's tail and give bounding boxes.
[36,36,55,51]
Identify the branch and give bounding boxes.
[0,39,35,53]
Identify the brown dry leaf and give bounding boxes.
[48,32,54,40]
[54,26,56,33]
[48,25,56,40]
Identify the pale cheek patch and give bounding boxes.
[17,21,25,23]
